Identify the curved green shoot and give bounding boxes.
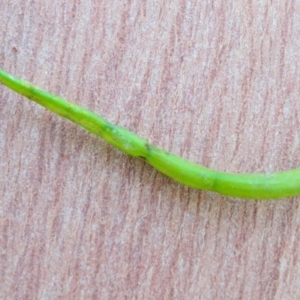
[0,68,299,200]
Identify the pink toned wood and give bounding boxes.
[1,1,300,299]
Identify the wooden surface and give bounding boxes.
[1,1,300,299]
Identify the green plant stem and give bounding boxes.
[1,68,299,199]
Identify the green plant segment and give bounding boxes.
[0,68,299,199]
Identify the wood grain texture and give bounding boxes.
[1,1,300,299]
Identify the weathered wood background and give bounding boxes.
[1,1,300,299]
